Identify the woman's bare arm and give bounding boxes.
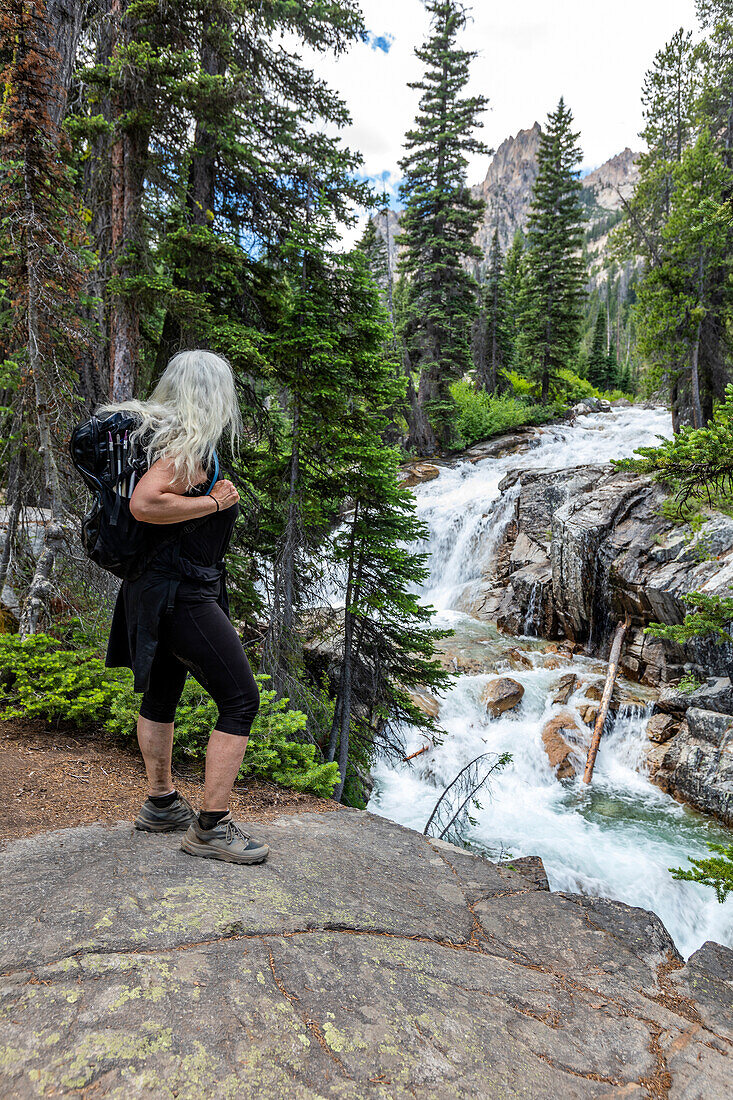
[129,458,240,525]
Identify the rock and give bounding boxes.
[579,704,598,728]
[407,690,440,719]
[506,855,550,891]
[506,648,534,670]
[4,810,731,1099]
[687,707,733,744]
[465,428,536,463]
[486,462,733,683]
[646,713,678,744]
[650,708,733,823]
[659,676,733,717]
[496,562,555,637]
[481,676,525,717]
[541,713,580,778]
[399,461,440,488]
[552,673,577,705]
[584,684,603,702]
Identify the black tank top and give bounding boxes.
[175,460,239,600]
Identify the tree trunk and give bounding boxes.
[38,0,86,130]
[690,320,704,430]
[19,195,66,638]
[332,507,360,802]
[583,618,629,784]
[108,0,150,400]
[15,0,84,635]
[407,369,438,455]
[81,0,115,407]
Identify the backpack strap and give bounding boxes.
[204,451,220,496]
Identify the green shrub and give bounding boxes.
[0,633,340,798]
[556,368,595,403]
[449,381,554,448]
[0,633,129,724]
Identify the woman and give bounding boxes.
[103,349,268,865]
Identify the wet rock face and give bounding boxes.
[485,464,733,685]
[480,676,524,717]
[649,708,733,824]
[3,811,730,1099]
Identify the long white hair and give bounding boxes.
[97,350,242,489]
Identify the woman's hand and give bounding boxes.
[209,479,239,511]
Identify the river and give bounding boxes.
[369,406,733,958]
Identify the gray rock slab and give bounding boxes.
[1,811,732,1099]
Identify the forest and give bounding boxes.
[2,0,733,815]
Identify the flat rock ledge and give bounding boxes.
[1,810,731,1099]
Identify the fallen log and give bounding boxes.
[582,616,631,785]
[403,745,431,762]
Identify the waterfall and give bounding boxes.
[370,408,733,958]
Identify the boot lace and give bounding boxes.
[225,819,251,845]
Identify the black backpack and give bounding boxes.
[69,411,218,580]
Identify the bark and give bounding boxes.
[37,0,86,131]
[19,180,66,638]
[108,0,150,400]
[15,0,84,635]
[0,457,23,605]
[583,618,629,784]
[81,0,114,407]
[690,320,704,430]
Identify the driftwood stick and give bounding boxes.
[403,745,431,762]
[582,616,631,785]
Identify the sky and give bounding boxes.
[310,0,699,213]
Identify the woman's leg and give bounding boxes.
[203,731,249,811]
[138,624,188,798]
[137,717,176,797]
[169,598,260,813]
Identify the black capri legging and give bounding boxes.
[139,597,260,737]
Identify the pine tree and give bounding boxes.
[474,229,510,393]
[606,337,619,391]
[0,0,90,633]
[586,309,608,389]
[397,0,488,453]
[502,230,525,370]
[635,130,733,428]
[358,213,393,316]
[695,1,733,167]
[69,0,368,400]
[324,252,451,802]
[516,99,586,402]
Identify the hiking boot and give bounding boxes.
[180,811,269,865]
[134,792,195,833]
